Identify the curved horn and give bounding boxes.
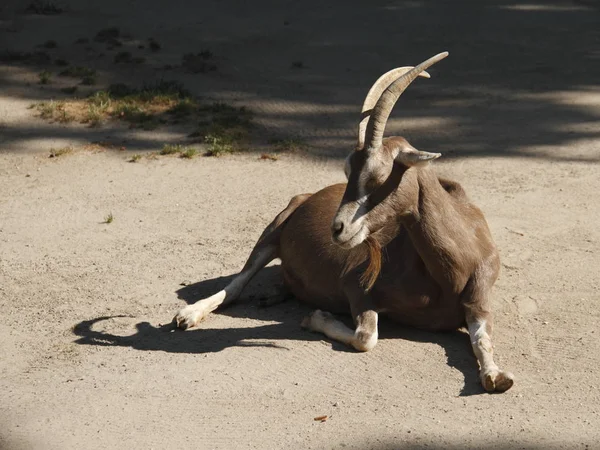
[357,67,431,149]
[364,52,449,151]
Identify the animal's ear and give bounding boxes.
[393,141,441,166]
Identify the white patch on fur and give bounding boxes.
[175,248,273,329]
[468,319,487,346]
[355,325,378,352]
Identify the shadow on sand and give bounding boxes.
[73,265,485,396]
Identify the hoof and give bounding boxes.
[482,370,515,393]
[173,305,205,330]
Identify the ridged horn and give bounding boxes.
[357,67,431,150]
[364,52,449,151]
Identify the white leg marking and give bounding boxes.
[301,310,378,352]
[175,248,273,330]
[467,319,514,392]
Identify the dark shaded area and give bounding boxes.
[0,0,599,161]
[73,265,484,396]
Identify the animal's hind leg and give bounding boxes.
[174,193,311,330]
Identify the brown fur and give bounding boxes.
[360,236,382,292]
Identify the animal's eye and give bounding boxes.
[364,177,379,193]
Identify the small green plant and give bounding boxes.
[33,100,55,119]
[204,134,233,157]
[168,98,196,119]
[85,105,103,127]
[31,101,74,122]
[88,90,112,109]
[104,213,114,224]
[57,107,73,123]
[129,154,143,163]
[160,144,183,155]
[37,101,57,119]
[49,146,73,158]
[38,70,52,84]
[112,103,157,129]
[180,147,197,159]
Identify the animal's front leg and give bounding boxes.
[301,283,378,352]
[301,309,378,352]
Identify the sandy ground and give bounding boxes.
[1,0,600,449]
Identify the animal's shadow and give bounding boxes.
[73,265,484,396]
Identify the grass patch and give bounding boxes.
[180,147,197,159]
[38,70,52,84]
[129,154,143,163]
[204,135,233,157]
[84,105,104,127]
[31,81,195,129]
[31,100,74,123]
[270,138,308,153]
[168,98,197,120]
[160,144,183,155]
[31,81,254,146]
[112,103,158,129]
[104,213,114,224]
[159,144,197,158]
[191,102,254,152]
[49,146,73,158]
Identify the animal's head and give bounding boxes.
[331,52,448,249]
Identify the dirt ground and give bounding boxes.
[1,0,600,449]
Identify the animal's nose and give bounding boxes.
[332,220,344,238]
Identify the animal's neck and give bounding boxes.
[403,167,471,292]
